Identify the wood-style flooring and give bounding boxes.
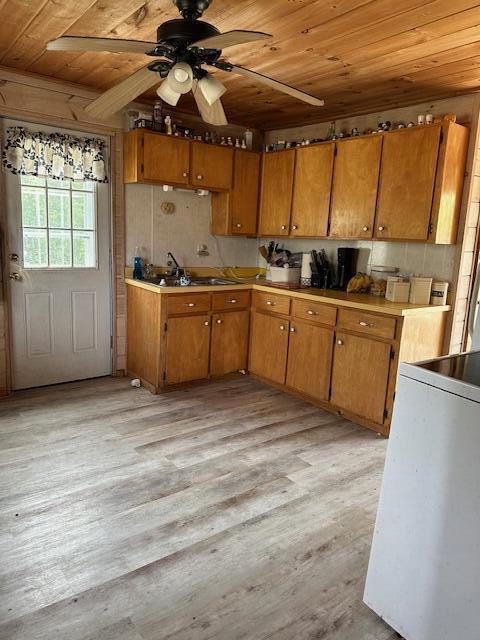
[0,376,395,640]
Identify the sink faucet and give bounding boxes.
[167,252,184,277]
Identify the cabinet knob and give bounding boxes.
[197,174,203,180]
[204,321,209,326]
[9,272,22,281]
[358,320,372,327]
[280,325,286,331]
[362,226,369,232]
[290,327,296,333]
[337,339,344,345]
[235,223,242,228]
[185,303,196,307]
[281,225,287,230]
[266,300,275,306]
[307,310,317,316]
[292,225,298,231]
[182,171,189,177]
[229,299,237,304]
[216,319,223,324]
[378,225,385,232]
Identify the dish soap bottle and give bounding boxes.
[133,247,143,280]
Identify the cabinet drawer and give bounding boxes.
[253,290,291,315]
[337,308,396,340]
[212,290,250,311]
[167,293,211,315]
[292,298,337,325]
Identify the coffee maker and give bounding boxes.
[331,247,358,290]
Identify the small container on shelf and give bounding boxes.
[409,276,433,305]
[386,277,410,303]
[370,265,399,297]
[269,266,301,284]
[431,281,449,306]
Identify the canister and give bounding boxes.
[431,281,449,306]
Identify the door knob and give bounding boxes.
[292,225,298,231]
[279,325,285,331]
[362,226,369,232]
[235,223,242,228]
[281,225,287,231]
[216,319,223,324]
[9,272,22,281]
[204,321,209,326]
[290,327,296,333]
[337,339,344,345]
[197,175,203,180]
[378,226,385,232]
[182,171,189,177]
[9,253,19,262]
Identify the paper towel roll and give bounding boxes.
[301,253,312,285]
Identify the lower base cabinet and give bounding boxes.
[249,311,289,384]
[286,320,334,401]
[330,331,392,424]
[211,310,249,377]
[166,315,211,385]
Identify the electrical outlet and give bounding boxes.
[197,244,210,257]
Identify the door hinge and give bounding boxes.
[439,129,444,144]
[164,322,168,332]
[390,350,395,360]
[110,335,114,349]
[384,408,389,420]
[140,163,144,173]
[334,145,338,156]
[163,371,166,381]
[428,222,434,235]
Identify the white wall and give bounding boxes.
[125,184,258,268]
[262,94,479,288]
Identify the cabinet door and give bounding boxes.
[249,312,289,384]
[290,143,334,237]
[142,132,190,185]
[191,142,234,190]
[330,332,391,424]
[165,315,210,384]
[329,136,382,239]
[286,320,333,401]
[258,150,295,236]
[231,151,260,234]
[374,125,441,240]
[211,310,249,376]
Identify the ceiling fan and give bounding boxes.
[47,0,324,126]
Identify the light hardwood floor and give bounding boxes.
[0,376,396,640]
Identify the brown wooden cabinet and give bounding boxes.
[258,149,295,236]
[165,315,211,385]
[286,320,333,401]
[330,332,392,424]
[329,135,383,239]
[290,143,334,237]
[211,150,260,236]
[124,130,190,186]
[249,311,289,384]
[374,125,441,241]
[190,141,233,191]
[211,310,249,377]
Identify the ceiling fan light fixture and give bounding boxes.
[197,73,227,106]
[157,80,181,106]
[167,62,193,94]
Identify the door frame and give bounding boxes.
[0,115,119,393]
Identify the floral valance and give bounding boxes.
[2,126,108,183]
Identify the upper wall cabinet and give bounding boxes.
[290,143,335,237]
[374,125,442,241]
[258,149,295,236]
[123,130,233,191]
[211,150,260,236]
[329,135,383,239]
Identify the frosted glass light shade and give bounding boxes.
[197,73,227,106]
[167,62,193,94]
[157,81,181,106]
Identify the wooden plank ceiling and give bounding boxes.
[1,0,480,130]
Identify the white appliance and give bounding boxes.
[364,351,480,640]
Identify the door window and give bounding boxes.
[20,176,97,269]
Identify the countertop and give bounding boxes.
[125,278,450,317]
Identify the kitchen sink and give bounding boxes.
[144,276,238,287]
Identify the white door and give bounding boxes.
[4,119,112,390]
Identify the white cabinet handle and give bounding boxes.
[197,174,203,180]
[182,171,188,177]
[307,310,318,316]
[229,299,237,304]
[280,325,286,331]
[292,225,298,231]
[358,321,372,327]
[266,300,275,306]
[378,225,385,231]
[337,339,344,345]
[281,225,287,230]
[290,327,296,333]
[362,225,369,232]
[235,223,242,228]
[204,321,209,326]
[216,319,223,324]
[185,303,196,307]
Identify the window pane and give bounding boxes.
[72,191,95,229]
[47,178,69,190]
[72,181,95,191]
[21,187,47,227]
[49,229,72,267]
[48,190,71,228]
[23,228,48,268]
[21,175,45,187]
[73,231,96,267]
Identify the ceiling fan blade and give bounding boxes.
[193,81,228,126]
[85,65,160,119]
[226,65,325,107]
[47,36,157,55]
[190,30,271,51]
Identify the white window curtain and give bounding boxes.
[2,126,108,183]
